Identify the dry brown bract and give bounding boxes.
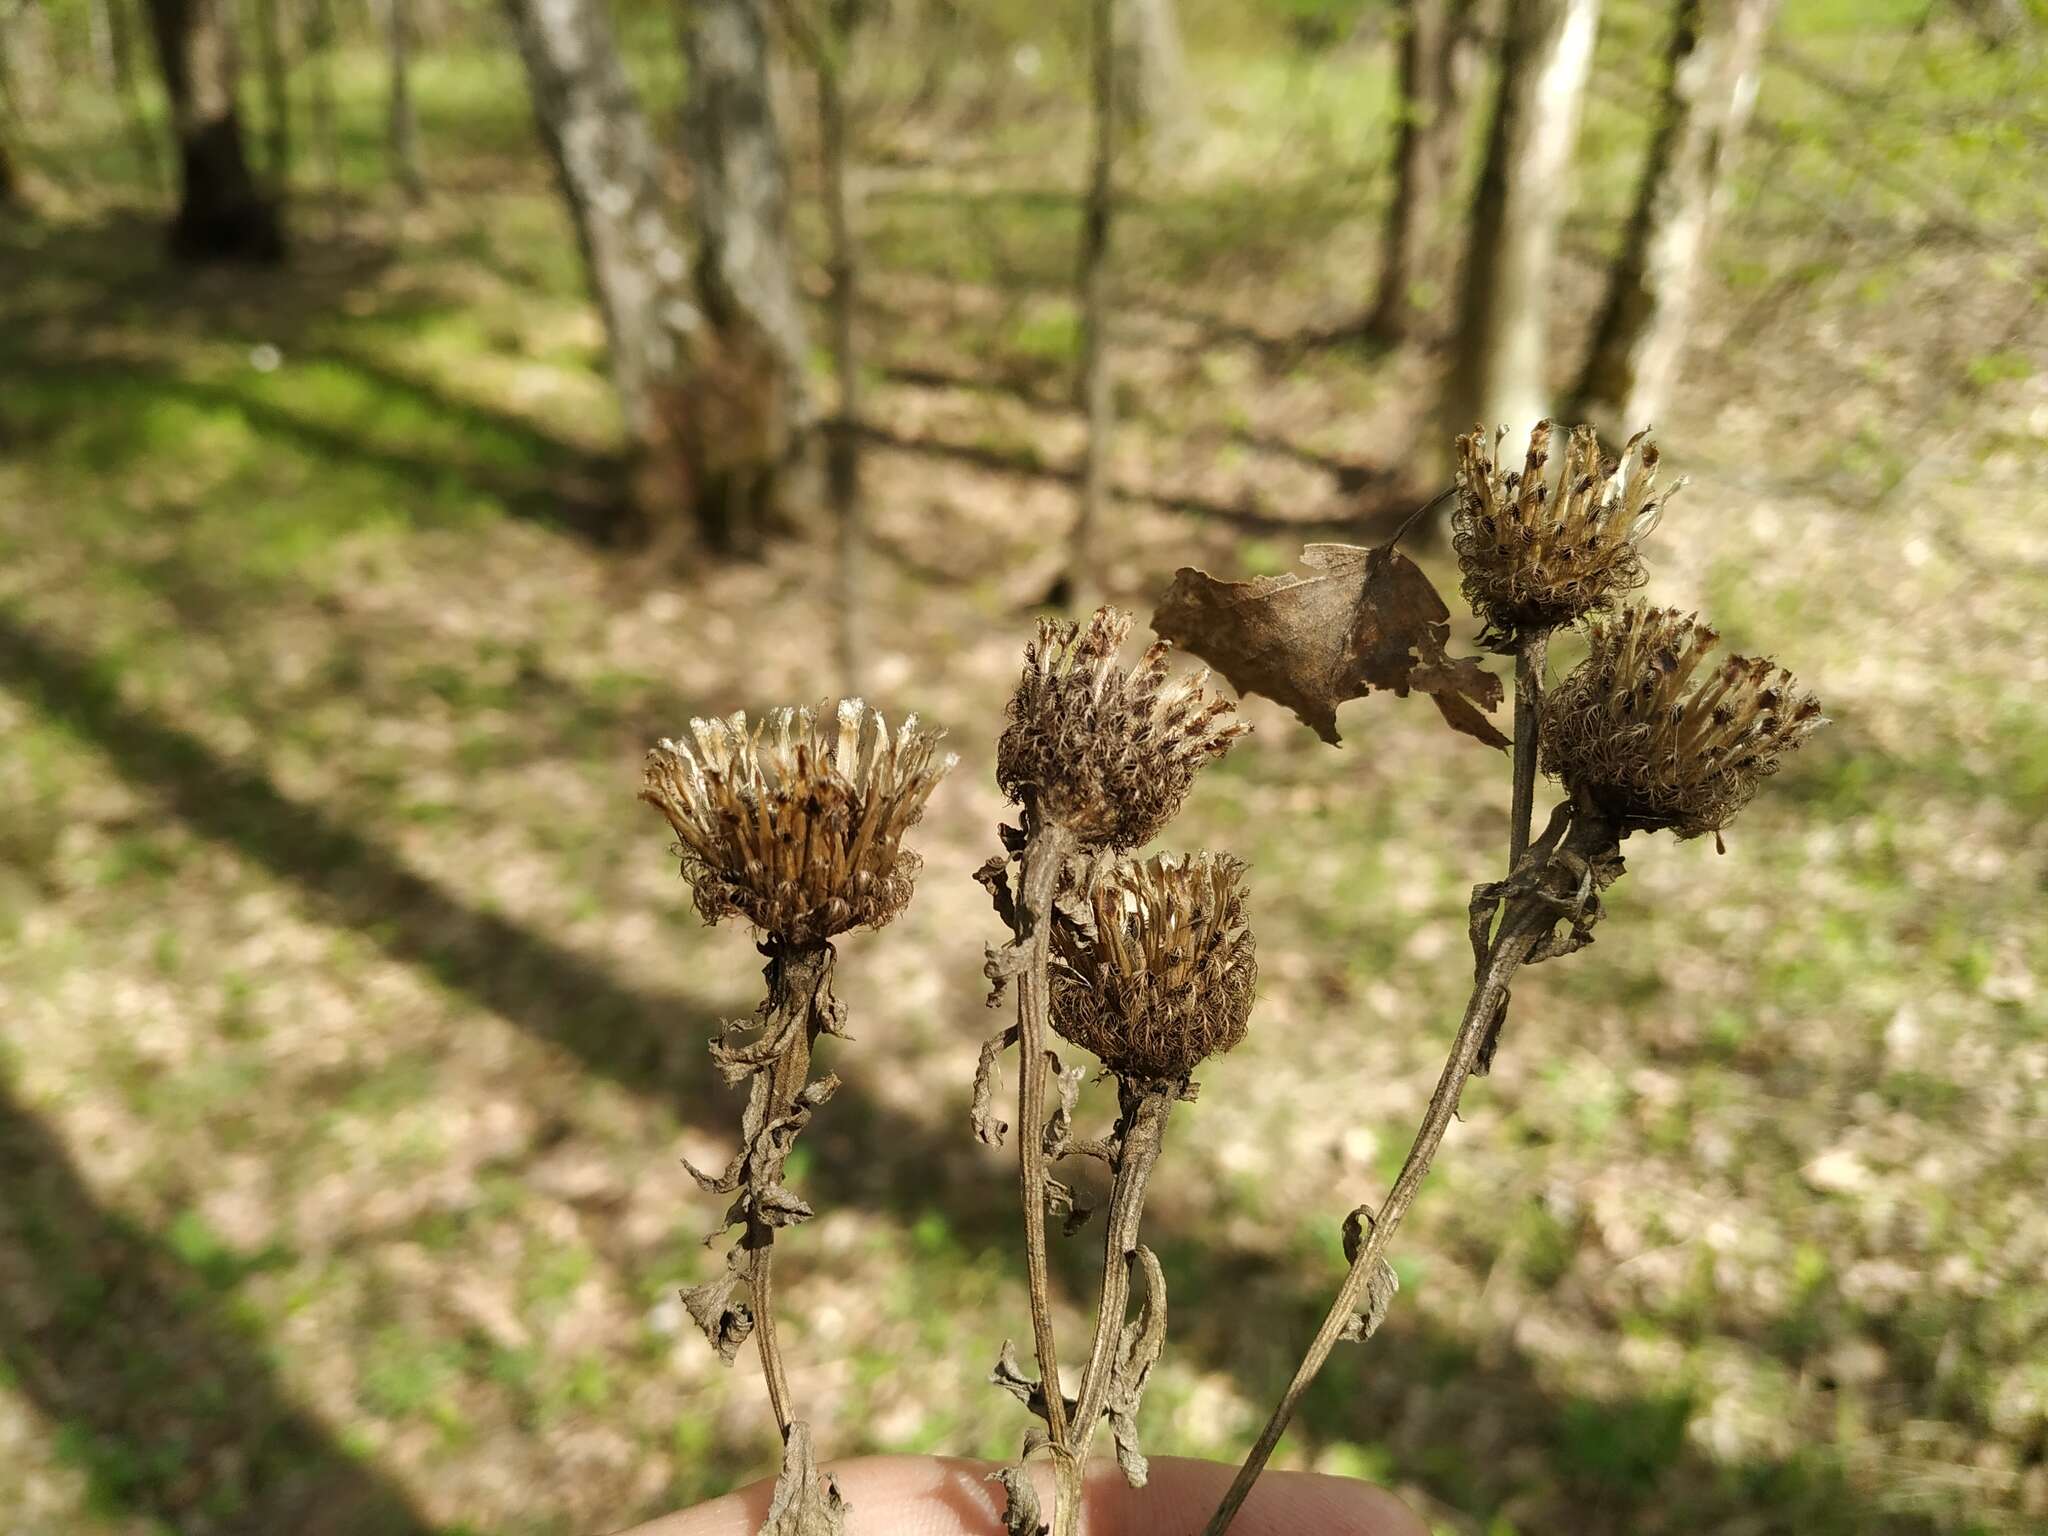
[642,700,956,945]
[998,607,1249,850]
[1050,852,1256,1084]
[1453,421,1680,651]
[1541,604,1826,841]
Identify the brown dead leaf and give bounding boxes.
[1152,543,1509,749]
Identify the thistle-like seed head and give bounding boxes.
[1049,852,1256,1085]
[1541,604,1826,841]
[1453,421,1680,650]
[642,700,956,945]
[997,607,1249,850]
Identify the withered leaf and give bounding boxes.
[1153,543,1509,749]
[1106,1246,1168,1488]
[989,1339,1074,1427]
[987,1464,1048,1536]
[761,1421,849,1536]
[971,1024,1021,1147]
[1338,1206,1401,1344]
[680,1246,754,1364]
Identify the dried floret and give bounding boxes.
[998,607,1248,850]
[1453,421,1679,650]
[1541,604,1826,841]
[643,700,955,945]
[1049,852,1256,1084]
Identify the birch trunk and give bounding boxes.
[1440,0,1600,457]
[1115,0,1193,149]
[501,0,705,547]
[143,0,285,260]
[1571,0,1776,435]
[682,0,811,552]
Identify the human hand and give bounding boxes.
[616,1453,1425,1536]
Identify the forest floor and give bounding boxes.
[1,7,2045,1536]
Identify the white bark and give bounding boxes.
[1115,0,1194,148]
[503,0,701,438]
[1440,0,1600,459]
[682,0,811,440]
[1574,0,1777,435]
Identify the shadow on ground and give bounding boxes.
[0,1080,436,1536]
[0,609,1941,1536]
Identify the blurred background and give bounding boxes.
[0,0,2044,1532]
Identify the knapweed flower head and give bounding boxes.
[643,700,956,945]
[997,607,1248,850]
[1541,604,1825,841]
[1453,421,1680,650]
[1049,852,1256,1084]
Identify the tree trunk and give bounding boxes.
[1571,0,1776,435]
[385,0,423,202]
[1365,0,1450,344]
[1115,0,1193,149]
[501,0,706,548]
[308,0,340,228]
[1065,0,1117,609]
[108,0,167,190]
[681,0,811,553]
[254,0,288,188]
[1439,0,1599,456]
[816,0,862,691]
[143,0,286,260]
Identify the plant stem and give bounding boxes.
[1200,901,1547,1536]
[1016,822,1078,1454]
[1509,629,1549,870]
[1055,1083,1173,1536]
[747,941,831,1443]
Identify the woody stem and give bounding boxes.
[1016,821,1077,1458]
[1509,631,1549,870]
[747,940,831,1443]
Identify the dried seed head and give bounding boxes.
[1453,421,1680,650]
[997,607,1249,850]
[1049,852,1256,1084]
[1541,604,1826,841]
[642,700,956,945]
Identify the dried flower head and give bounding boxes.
[1541,604,1826,841]
[1453,421,1680,649]
[1049,852,1256,1083]
[997,607,1249,850]
[643,700,956,945]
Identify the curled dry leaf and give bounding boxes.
[1153,543,1509,749]
[988,1464,1048,1536]
[1338,1206,1400,1344]
[761,1420,850,1536]
[679,1244,754,1363]
[1106,1245,1168,1488]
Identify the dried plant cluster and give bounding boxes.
[643,701,953,944]
[1452,420,1679,650]
[1542,604,1827,841]
[1049,852,1256,1085]
[639,421,1824,1536]
[997,607,1248,849]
